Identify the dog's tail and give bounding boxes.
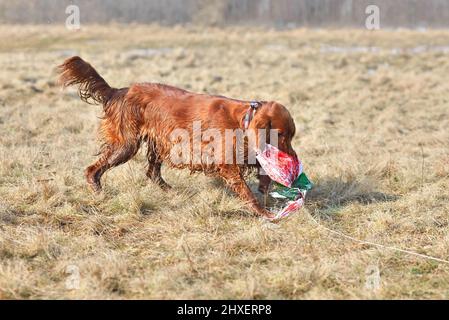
[57,56,117,106]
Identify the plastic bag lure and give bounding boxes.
[256,144,313,220]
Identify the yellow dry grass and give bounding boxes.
[1,24,449,299]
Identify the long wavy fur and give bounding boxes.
[57,56,116,106]
[56,56,295,217]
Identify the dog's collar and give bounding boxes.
[242,101,261,129]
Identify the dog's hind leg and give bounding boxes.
[85,142,140,192]
[146,141,171,190]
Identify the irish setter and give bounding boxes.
[58,56,297,219]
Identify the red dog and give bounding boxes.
[58,56,296,218]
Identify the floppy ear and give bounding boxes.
[250,102,272,131]
[249,111,272,150]
[251,113,271,130]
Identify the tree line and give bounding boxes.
[1,0,448,28]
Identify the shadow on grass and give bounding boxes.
[161,174,399,219]
[306,177,399,213]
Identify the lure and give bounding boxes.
[256,144,313,219]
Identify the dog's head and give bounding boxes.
[249,101,297,158]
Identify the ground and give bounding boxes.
[1,25,449,299]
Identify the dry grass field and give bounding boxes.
[1,25,449,299]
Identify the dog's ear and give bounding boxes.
[251,102,272,131]
[250,105,272,148]
[252,114,271,131]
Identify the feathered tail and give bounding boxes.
[57,56,117,106]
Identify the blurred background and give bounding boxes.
[1,0,449,28]
[2,0,449,300]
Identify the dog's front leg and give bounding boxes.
[257,168,272,194]
[219,166,275,219]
